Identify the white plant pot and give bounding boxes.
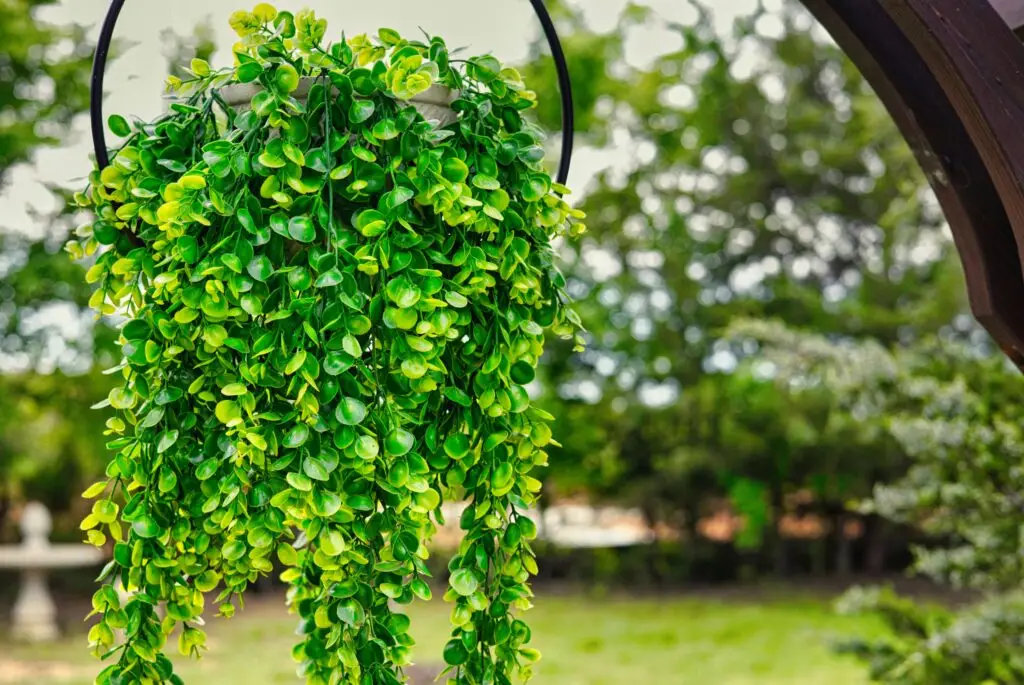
[218,80,459,127]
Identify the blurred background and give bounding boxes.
[2,0,1022,683]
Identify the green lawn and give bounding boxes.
[1,590,880,685]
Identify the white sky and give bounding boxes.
[1,0,761,233]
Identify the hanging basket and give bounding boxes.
[217,79,460,127]
[91,0,576,184]
[77,4,586,685]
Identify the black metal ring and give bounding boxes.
[90,1,575,185]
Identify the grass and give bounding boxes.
[1,588,882,685]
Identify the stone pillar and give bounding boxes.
[12,568,59,641]
[10,503,59,641]
[0,502,105,642]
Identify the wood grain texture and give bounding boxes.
[802,0,1024,366]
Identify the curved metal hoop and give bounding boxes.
[90,0,575,185]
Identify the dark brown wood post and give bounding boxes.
[801,0,1024,368]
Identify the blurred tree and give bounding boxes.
[0,0,100,368]
[522,0,974,573]
[0,1,104,536]
[0,0,93,184]
[734,318,1024,683]
[0,11,218,538]
[161,17,217,81]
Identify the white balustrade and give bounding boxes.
[0,502,105,642]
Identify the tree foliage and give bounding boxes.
[0,13,234,539]
[0,0,93,187]
[733,318,1024,683]
[0,0,109,532]
[518,0,971,569]
[0,0,97,365]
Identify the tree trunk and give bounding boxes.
[865,514,888,575]
[535,485,551,541]
[769,483,790,577]
[834,509,853,577]
[0,491,10,544]
[810,502,828,576]
[639,498,663,585]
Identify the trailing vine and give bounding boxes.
[71,5,585,684]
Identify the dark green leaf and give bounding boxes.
[336,599,365,627]
[444,639,469,666]
[470,55,501,82]
[444,433,471,459]
[443,387,472,407]
[385,429,415,456]
[132,517,161,539]
[350,99,375,124]
[314,268,343,288]
[284,424,310,448]
[303,457,330,482]
[510,361,536,384]
[108,114,132,137]
[336,397,367,426]
[222,539,247,561]
[237,61,264,83]
[156,430,179,454]
[247,255,273,282]
[288,215,316,242]
[372,119,399,140]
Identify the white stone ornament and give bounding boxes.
[0,502,105,642]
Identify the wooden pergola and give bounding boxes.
[802,0,1024,367]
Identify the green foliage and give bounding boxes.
[0,2,114,525]
[0,0,93,186]
[731,320,1024,588]
[519,1,960,566]
[837,587,1024,684]
[0,17,225,535]
[70,5,584,684]
[731,318,1024,683]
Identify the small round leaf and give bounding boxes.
[336,397,368,426]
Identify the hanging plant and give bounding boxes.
[71,4,585,684]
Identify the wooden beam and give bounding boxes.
[801,0,1024,367]
[887,0,1024,271]
[990,0,1024,31]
